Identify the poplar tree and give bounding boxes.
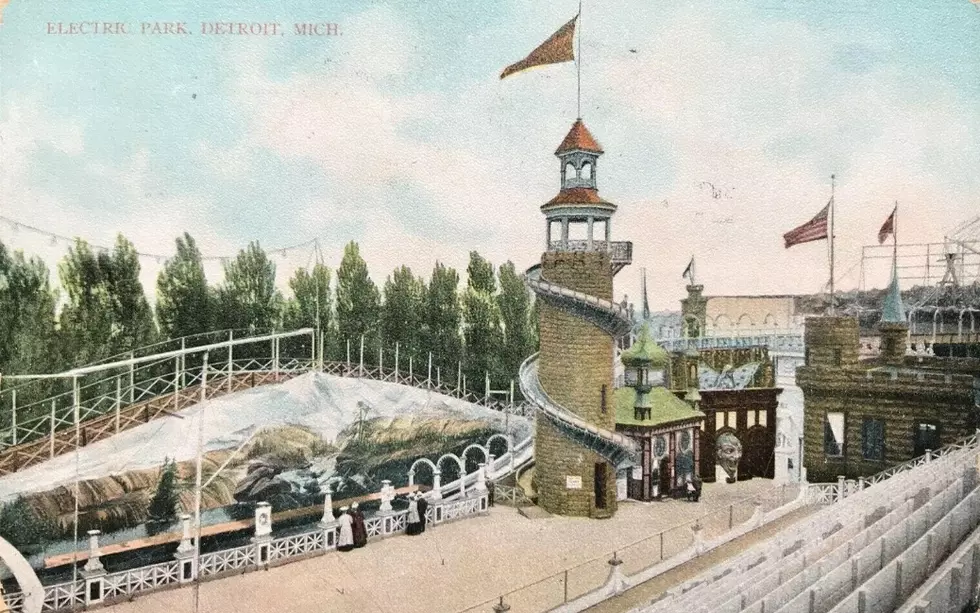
[156,233,213,340]
[381,265,425,364]
[335,242,380,363]
[283,263,334,358]
[215,241,283,335]
[421,262,463,384]
[462,252,503,393]
[497,261,536,383]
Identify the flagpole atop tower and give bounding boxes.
[577,0,583,119]
[893,200,898,266]
[829,174,836,315]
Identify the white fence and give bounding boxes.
[2,492,490,612]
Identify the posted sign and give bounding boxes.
[566,475,582,489]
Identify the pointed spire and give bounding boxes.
[641,268,650,320]
[881,260,906,324]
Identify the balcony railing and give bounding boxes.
[548,240,633,270]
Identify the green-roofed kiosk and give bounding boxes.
[616,324,705,500]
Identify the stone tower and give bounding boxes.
[534,119,632,518]
[682,284,707,338]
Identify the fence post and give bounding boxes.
[485,372,490,403]
[837,475,846,502]
[660,531,664,561]
[346,338,351,370]
[181,338,187,388]
[317,330,324,371]
[81,530,107,606]
[227,330,234,393]
[492,596,511,613]
[409,355,413,384]
[605,552,628,595]
[427,353,432,388]
[115,376,122,434]
[49,401,56,459]
[457,362,462,393]
[432,471,443,501]
[252,502,272,569]
[359,336,365,376]
[273,337,280,378]
[128,352,135,404]
[729,504,734,529]
[10,389,16,446]
[379,344,383,374]
[173,357,181,412]
[564,569,569,603]
[395,342,400,384]
[311,330,317,372]
[437,367,441,388]
[318,487,339,551]
[174,514,196,583]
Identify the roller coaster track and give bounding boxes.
[520,265,640,470]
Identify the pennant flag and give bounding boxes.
[878,206,897,244]
[500,15,578,79]
[682,257,695,282]
[783,199,831,248]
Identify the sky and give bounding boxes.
[1,0,978,310]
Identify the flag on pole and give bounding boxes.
[682,257,695,282]
[500,15,578,79]
[878,206,897,244]
[783,199,832,248]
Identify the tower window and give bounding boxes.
[824,412,845,457]
[600,385,607,414]
[862,418,885,461]
[581,162,593,180]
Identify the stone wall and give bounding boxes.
[798,366,978,482]
[803,316,860,368]
[535,251,617,517]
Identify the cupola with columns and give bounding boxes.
[541,119,630,272]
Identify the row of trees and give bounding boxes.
[0,234,538,403]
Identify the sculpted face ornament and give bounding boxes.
[715,432,743,483]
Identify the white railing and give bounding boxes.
[269,530,325,561]
[1,492,491,612]
[103,560,180,599]
[199,544,254,577]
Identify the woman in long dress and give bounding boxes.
[405,493,421,535]
[351,502,367,548]
[337,506,355,552]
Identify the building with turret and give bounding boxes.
[522,119,635,518]
[798,265,980,482]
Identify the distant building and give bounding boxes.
[798,266,980,482]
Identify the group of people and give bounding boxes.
[336,502,368,552]
[405,491,429,535]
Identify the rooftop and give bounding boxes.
[615,386,705,428]
[555,118,604,155]
[541,187,616,209]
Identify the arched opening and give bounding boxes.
[564,162,576,185]
[581,161,592,181]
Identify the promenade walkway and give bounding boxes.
[102,479,806,613]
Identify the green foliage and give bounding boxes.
[497,261,536,387]
[215,241,284,334]
[283,263,334,357]
[421,262,463,383]
[463,252,503,391]
[156,233,213,339]
[336,242,380,361]
[58,235,157,364]
[381,265,425,363]
[147,457,180,523]
[0,497,59,552]
[0,242,60,379]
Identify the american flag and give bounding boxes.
[783,199,831,248]
[878,206,897,244]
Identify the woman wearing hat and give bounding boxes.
[351,502,367,548]
[337,506,355,552]
[405,492,422,535]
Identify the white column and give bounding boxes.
[431,471,443,501]
[587,217,595,250]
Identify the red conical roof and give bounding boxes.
[555,119,603,155]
